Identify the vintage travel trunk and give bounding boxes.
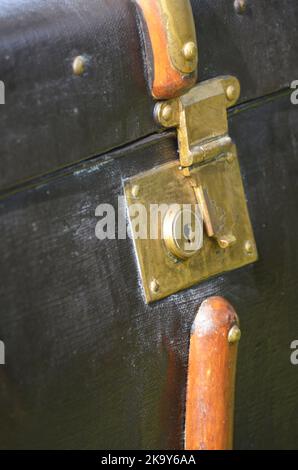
[0,0,298,450]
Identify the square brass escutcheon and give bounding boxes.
[124,147,258,303]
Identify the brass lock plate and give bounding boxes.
[124,146,258,303]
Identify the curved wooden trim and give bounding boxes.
[135,0,197,99]
[185,297,240,450]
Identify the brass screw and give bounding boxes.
[182,41,197,61]
[73,55,86,76]
[234,0,247,14]
[150,279,160,294]
[245,240,253,255]
[228,325,241,344]
[161,104,173,123]
[226,85,237,101]
[131,185,140,198]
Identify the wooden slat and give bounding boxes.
[185,297,239,450]
[135,0,196,99]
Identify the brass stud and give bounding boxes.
[226,85,237,101]
[228,325,241,344]
[150,279,160,294]
[182,41,197,61]
[131,185,140,198]
[161,104,173,123]
[73,55,86,76]
[244,240,253,255]
[182,168,191,177]
[234,0,247,14]
[218,234,237,249]
[227,152,234,164]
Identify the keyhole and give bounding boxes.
[184,224,194,244]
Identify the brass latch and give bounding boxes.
[125,76,258,303]
[126,1,257,303]
[154,76,240,168]
[155,76,244,249]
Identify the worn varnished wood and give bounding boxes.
[0,0,298,190]
[135,0,196,99]
[0,93,297,449]
[185,297,239,450]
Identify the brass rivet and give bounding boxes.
[150,279,160,294]
[161,104,173,122]
[182,168,191,177]
[131,185,140,198]
[73,55,86,76]
[234,0,247,14]
[245,240,253,255]
[218,234,237,249]
[227,152,234,164]
[226,85,237,101]
[219,238,229,249]
[182,41,197,61]
[228,325,241,344]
